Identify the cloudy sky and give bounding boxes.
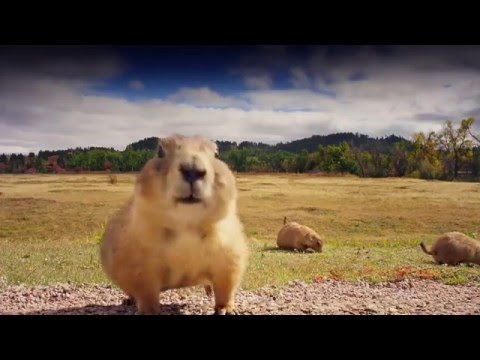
[1,45,480,154]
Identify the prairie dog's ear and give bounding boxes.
[158,135,183,157]
[211,141,220,158]
[157,141,165,158]
[201,139,219,158]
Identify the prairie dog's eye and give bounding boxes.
[158,145,165,158]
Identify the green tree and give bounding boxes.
[281,155,297,172]
[265,150,293,172]
[68,152,87,170]
[8,153,25,173]
[34,157,47,173]
[245,156,266,172]
[0,154,7,164]
[389,141,409,177]
[295,149,309,173]
[87,149,108,171]
[306,151,321,171]
[351,146,372,177]
[408,131,442,179]
[318,142,359,174]
[106,151,123,171]
[121,149,151,171]
[224,147,251,172]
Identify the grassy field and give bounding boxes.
[0,173,479,290]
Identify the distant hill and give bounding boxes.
[274,133,408,153]
[2,130,477,180]
[124,133,409,154]
[3,133,410,161]
[126,137,159,151]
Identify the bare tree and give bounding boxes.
[467,117,480,144]
[436,118,475,179]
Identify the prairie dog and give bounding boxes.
[420,232,480,266]
[100,135,249,315]
[276,217,323,252]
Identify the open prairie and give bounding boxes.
[1,173,479,291]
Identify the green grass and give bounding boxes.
[0,241,106,286]
[0,173,479,289]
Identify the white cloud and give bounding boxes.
[229,64,273,90]
[3,46,480,154]
[167,87,248,108]
[243,74,273,90]
[289,67,311,88]
[243,89,335,111]
[0,86,333,153]
[129,80,144,90]
[3,71,480,154]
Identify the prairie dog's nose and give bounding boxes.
[180,164,206,183]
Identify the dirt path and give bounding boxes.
[1,279,479,315]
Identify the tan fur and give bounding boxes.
[100,135,249,315]
[277,217,323,252]
[420,232,480,266]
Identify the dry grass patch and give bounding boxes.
[0,173,479,288]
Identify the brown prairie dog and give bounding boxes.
[420,232,480,266]
[277,217,323,252]
[100,134,249,315]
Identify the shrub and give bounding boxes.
[108,174,118,185]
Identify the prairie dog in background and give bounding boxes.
[277,217,323,252]
[420,232,480,266]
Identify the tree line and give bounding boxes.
[1,118,479,181]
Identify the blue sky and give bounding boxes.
[1,45,480,153]
[90,46,327,99]
[91,46,250,99]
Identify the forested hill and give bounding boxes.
[127,132,409,153]
[126,137,159,151]
[2,119,479,181]
[273,133,407,153]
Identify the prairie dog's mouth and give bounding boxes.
[176,195,203,204]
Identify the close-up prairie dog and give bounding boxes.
[100,134,249,315]
[420,232,480,266]
[276,216,323,252]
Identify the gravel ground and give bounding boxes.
[1,279,479,315]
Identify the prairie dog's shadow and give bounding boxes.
[261,246,317,254]
[420,259,477,267]
[262,245,285,252]
[23,303,185,315]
